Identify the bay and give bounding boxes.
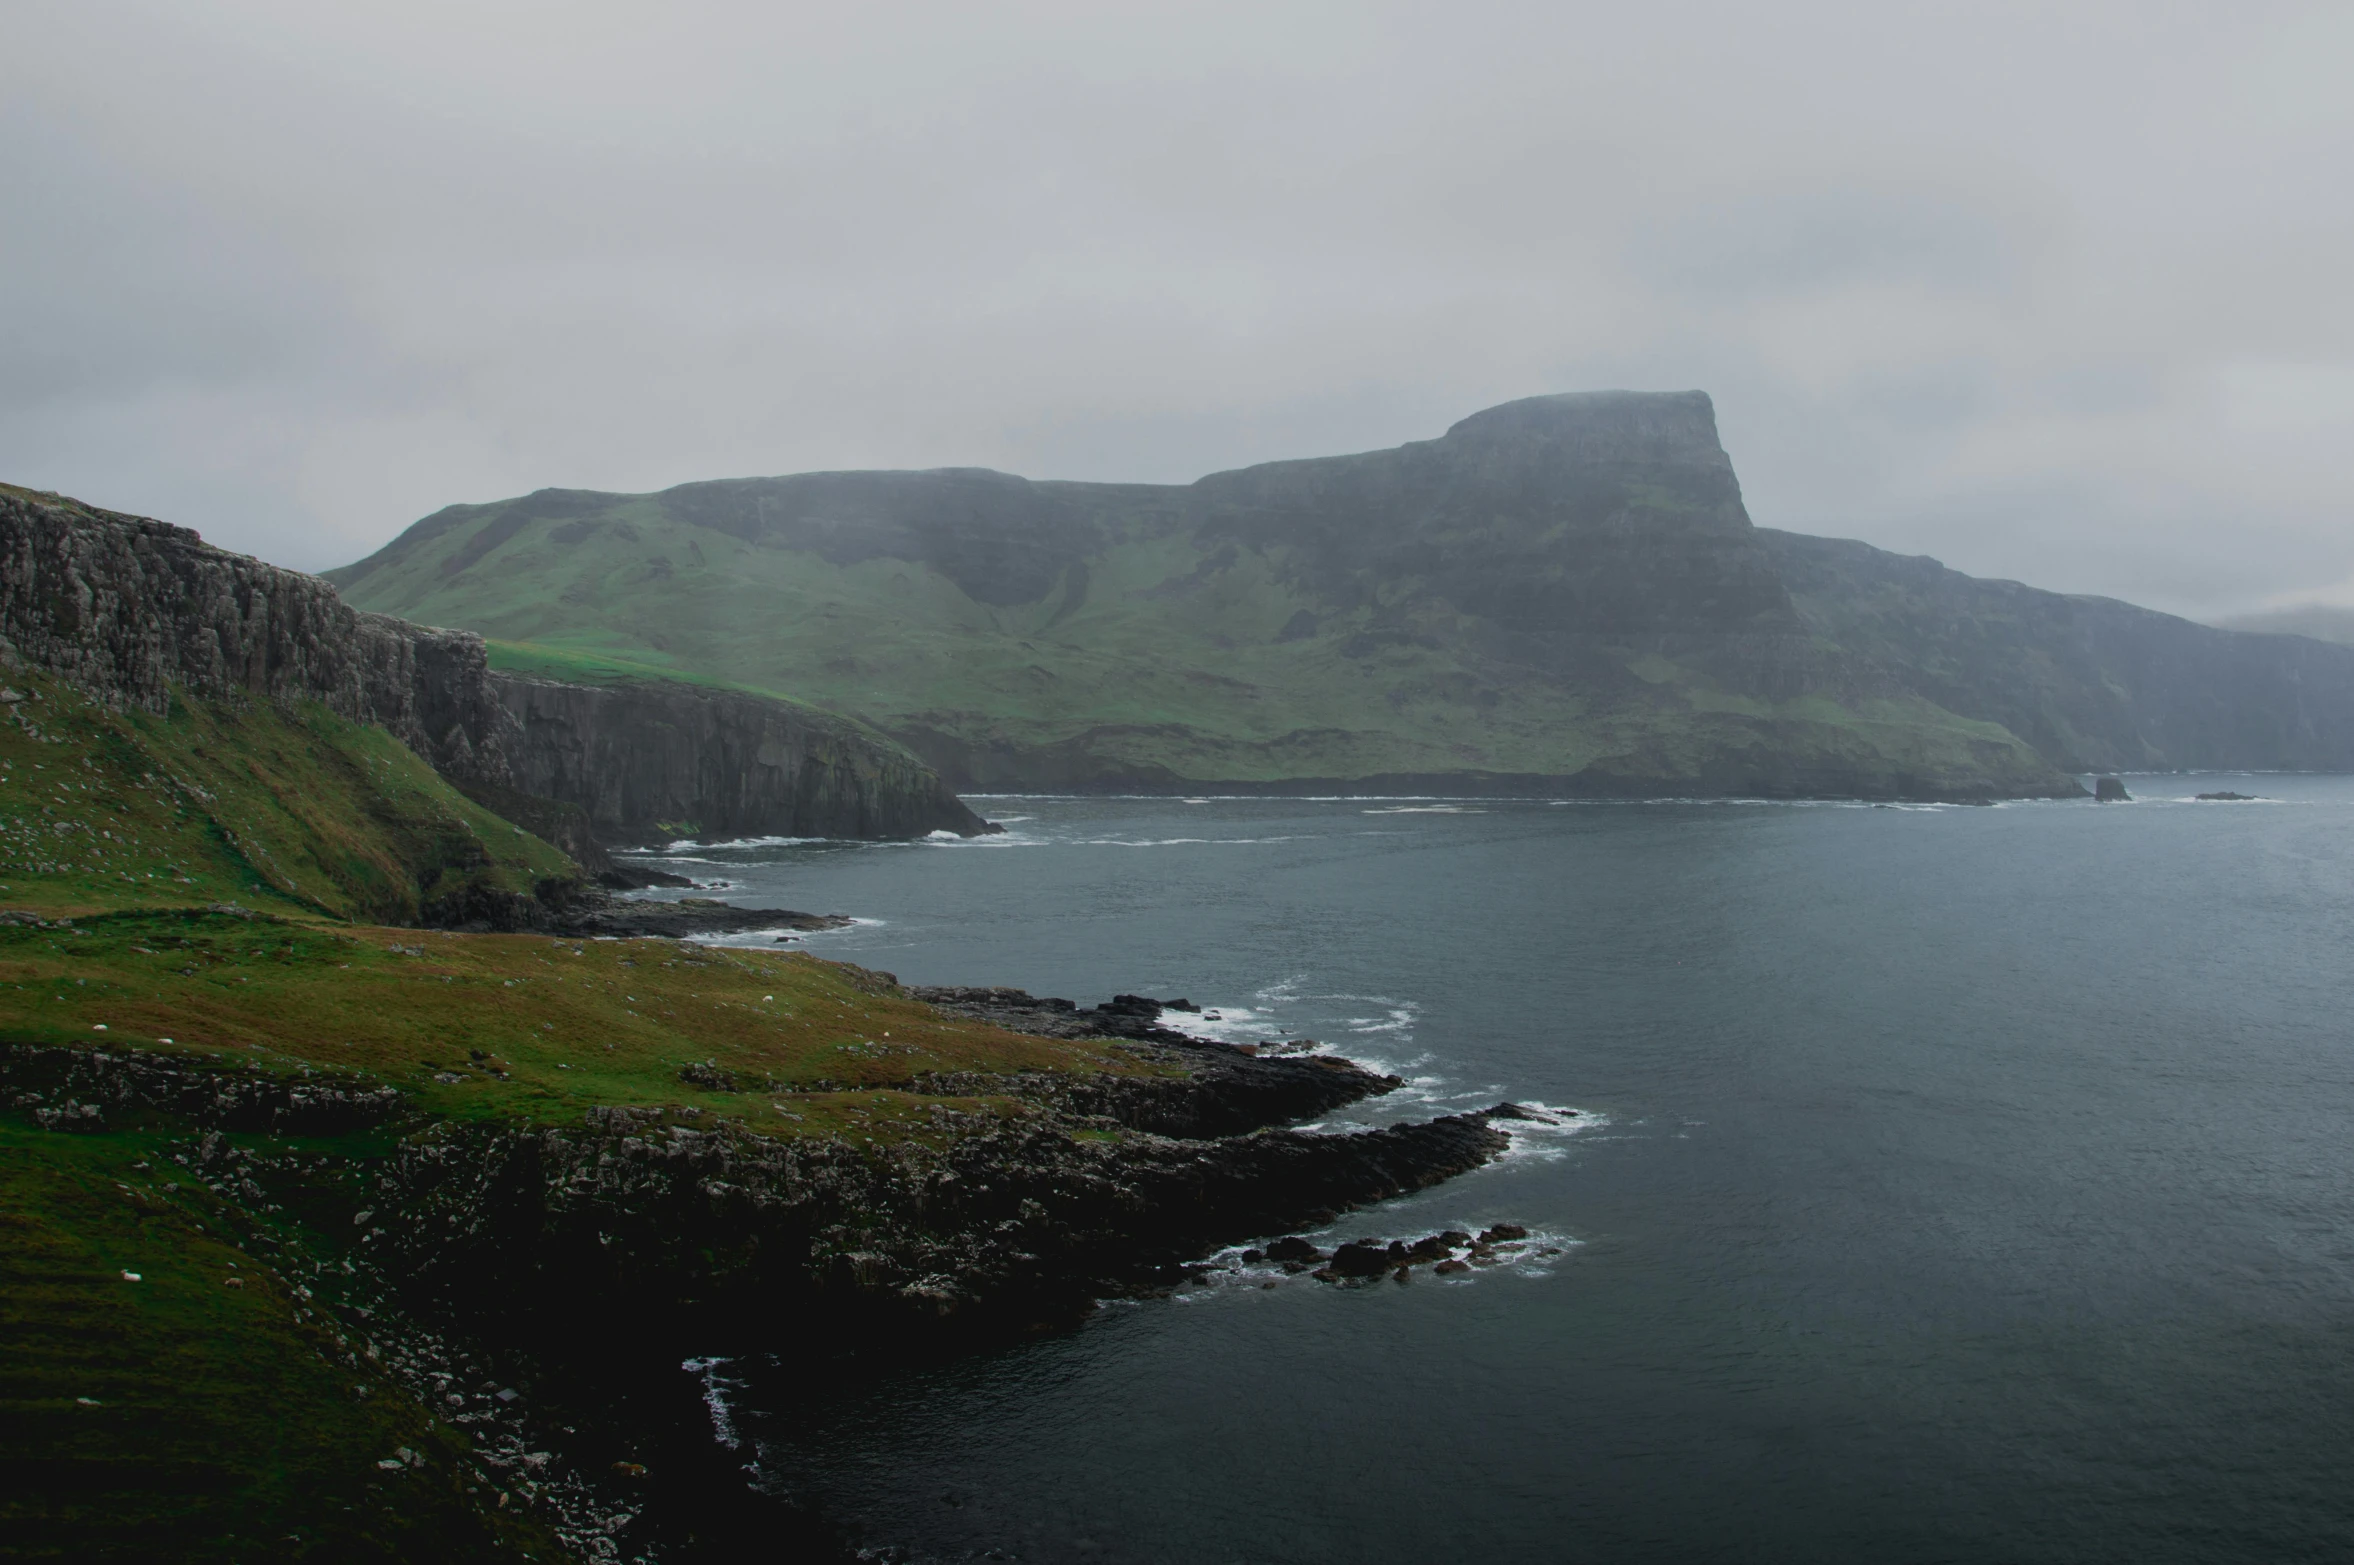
[630,778,2354,1564]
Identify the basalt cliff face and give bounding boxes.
[1,485,990,848]
[329,392,2088,800]
[1,484,512,785]
[492,673,992,845]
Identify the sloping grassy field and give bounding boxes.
[2,907,1141,1144]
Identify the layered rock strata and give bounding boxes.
[492,673,993,844]
[0,485,511,783]
[0,484,994,851]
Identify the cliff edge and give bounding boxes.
[0,484,992,848]
[492,671,993,844]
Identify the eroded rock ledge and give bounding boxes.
[912,985,1398,1136]
[7,1030,1504,1327]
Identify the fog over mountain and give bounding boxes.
[5,2,2352,620]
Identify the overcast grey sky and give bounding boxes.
[5,1,2350,616]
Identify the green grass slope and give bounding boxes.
[329,395,2073,799]
[0,670,577,925]
[1,1113,574,1563]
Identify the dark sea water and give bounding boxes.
[627,779,2354,1564]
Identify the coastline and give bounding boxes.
[2,968,1512,1562]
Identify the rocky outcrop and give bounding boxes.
[0,484,995,847]
[0,485,512,783]
[491,673,994,843]
[910,987,1396,1136]
[5,1037,1507,1329]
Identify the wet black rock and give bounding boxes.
[909,987,1398,1137]
[2094,776,2132,802]
[1325,1241,1397,1279]
[1303,1224,1524,1283]
[2195,791,2261,801]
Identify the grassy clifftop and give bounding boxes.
[3,907,1139,1144]
[329,394,2075,799]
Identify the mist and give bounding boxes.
[4,0,2350,617]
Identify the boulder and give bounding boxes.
[1325,1241,1394,1278]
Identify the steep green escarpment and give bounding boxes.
[328,393,2080,800]
[1764,530,2354,773]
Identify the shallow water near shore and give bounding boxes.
[628,779,2354,1564]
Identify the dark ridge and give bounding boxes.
[1763,528,2354,773]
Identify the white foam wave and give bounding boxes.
[1067,836,1307,848]
[681,1355,747,1449]
[1485,1100,1609,1164]
[918,829,1045,848]
[694,914,887,948]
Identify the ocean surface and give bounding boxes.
[625,779,2354,1564]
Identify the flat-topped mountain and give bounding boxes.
[329,393,2354,797]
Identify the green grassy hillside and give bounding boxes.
[0,676,1148,1561]
[329,394,2074,799]
[0,670,577,925]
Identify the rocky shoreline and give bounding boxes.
[5,987,1520,1561]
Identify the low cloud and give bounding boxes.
[4,0,2349,616]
